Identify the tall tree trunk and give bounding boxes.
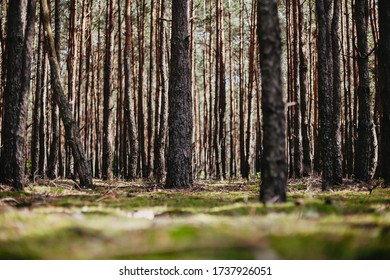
[165,0,192,188]
[0,0,36,190]
[354,0,374,182]
[258,0,287,203]
[332,0,343,184]
[137,0,147,178]
[31,21,43,179]
[124,0,138,180]
[154,0,168,183]
[293,0,303,178]
[298,0,312,176]
[47,0,61,179]
[316,0,334,190]
[40,0,93,188]
[102,0,115,180]
[378,0,390,185]
[147,0,155,178]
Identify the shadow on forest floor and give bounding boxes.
[0,178,389,259]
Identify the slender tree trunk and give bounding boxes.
[124,0,138,180]
[47,0,61,179]
[102,0,115,180]
[40,0,93,188]
[293,0,303,178]
[154,0,168,183]
[298,0,312,176]
[332,0,343,184]
[258,0,287,203]
[137,0,147,178]
[147,0,155,178]
[31,21,43,179]
[165,0,192,188]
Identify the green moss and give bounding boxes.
[0,179,389,259]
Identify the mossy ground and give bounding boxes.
[0,178,389,259]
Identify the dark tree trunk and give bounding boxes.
[102,0,115,180]
[165,0,193,188]
[316,0,334,190]
[378,0,390,185]
[47,0,61,179]
[258,0,287,203]
[40,0,93,188]
[331,0,343,184]
[124,0,138,180]
[0,0,36,190]
[293,0,303,178]
[354,0,374,182]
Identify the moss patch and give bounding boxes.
[0,179,389,259]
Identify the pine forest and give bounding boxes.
[0,0,389,260]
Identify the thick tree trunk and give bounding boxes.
[0,0,36,190]
[316,0,334,190]
[378,0,390,185]
[40,0,93,188]
[165,0,193,188]
[258,0,287,203]
[354,0,374,182]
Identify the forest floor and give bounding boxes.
[0,178,389,260]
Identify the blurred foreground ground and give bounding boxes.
[0,178,389,259]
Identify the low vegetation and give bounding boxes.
[0,179,389,259]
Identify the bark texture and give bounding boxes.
[354,0,374,182]
[258,0,287,203]
[379,0,390,185]
[316,0,333,190]
[154,0,168,183]
[40,0,93,188]
[332,0,343,184]
[102,0,115,180]
[0,0,36,190]
[124,0,138,180]
[165,0,193,188]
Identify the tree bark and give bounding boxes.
[47,0,61,179]
[378,0,390,185]
[298,0,312,176]
[331,0,343,184]
[354,0,374,182]
[124,0,138,180]
[0,0,36,190]
[40,0,93,188]
[154,0,168,183]
[316,0,334,190]
[258,0,287,203]
[165,0,193,188]
[102,0,115,180]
